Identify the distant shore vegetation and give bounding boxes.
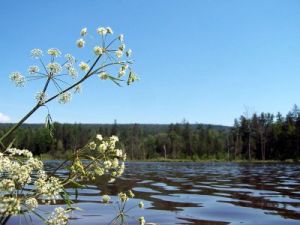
[1,105,300,162]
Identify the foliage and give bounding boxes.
[0,26,146,225]
[228,105,300,161]
[0,122,229,160]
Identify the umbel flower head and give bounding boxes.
[69,134,126,182]
[77,38,85,48]
[0,147,65,218]
[9,25,138,106]
[47,48,61,57]
[10,72,25,87]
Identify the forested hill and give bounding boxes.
[0,122,230,159]
[0,123,230,133]
[2,105,300,162]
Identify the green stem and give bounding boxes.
[1,215,11,225]
[0,76,52,146]
[0,51,117,146]
[44,54,103,104]
[0,103,40,144]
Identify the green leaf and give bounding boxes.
[45,113,54,138]
[7,140,15,149]
[60,190,74,208]
[70,180,86,188]
[107,75,124,87]
[75,188,79,201]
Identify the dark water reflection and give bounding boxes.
[9,162,300,224]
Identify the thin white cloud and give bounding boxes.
[0,113,10,123]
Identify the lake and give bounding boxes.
[7,162,300,225]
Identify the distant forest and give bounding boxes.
[1,105,300,161]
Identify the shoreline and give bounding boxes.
[39,154,299,163]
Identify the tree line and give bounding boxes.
[1,105,300,161]
[227,105,300,161]
[0,121,228,160]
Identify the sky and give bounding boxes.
[0,0,300,126]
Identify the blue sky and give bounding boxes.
[0,0,300,126]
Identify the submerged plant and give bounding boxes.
[0,26,142,225]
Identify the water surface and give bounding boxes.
[8,162,300,224]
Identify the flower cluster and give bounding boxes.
[10,72,25,87]
[9,25,138,108]
[0,148,64,218]
[69,134,126,182]
[101,189,146,225]
[35,176,63,204]
[75,26,138,86]
[0,197,21,216]
[45,207,69,225]
[58,92,72,104]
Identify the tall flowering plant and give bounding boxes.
[0,26,145,225]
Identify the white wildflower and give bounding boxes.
[118,34,124,42]
[0,179,15,192]
[93,46,103,55]
[94,167,104,176]
[58,92,72,104]
[96,134,103,141]
[47,48,61,57]
[76,38,85,48]
[139,201,144,208]
[31,48,43,58]
[106,27,113,34]
[118,64,129,77]
[103,160,112,169]
[117,162,125,176]
[112,158,119,168]
[98,72,108,80]
[0,197,20,216]
[126,49,132,57]
[98,142,108,153]
[46,207,69,225]
[80,27,87,36]
[102,195,111,204]
[6,148,33,158]
[110,135,119,143]
[25,197,38,211]
[47,62,62,74]
[118,192,128,202]
[139,216,146,225]
[115,50,123,58]
[89,141,97,150]
[10,72,25,87]
[35,91,47,104]
[97,27,107,35]
[65,53,75,64]
[119,44,125,51]
[116,149,123,157]
[68,67,78,78]
[26,157,43,170]
[28,65,40,74]
[128,190,135,198]
[79,62,90,71]
[35,176,63,204]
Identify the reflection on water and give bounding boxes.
[8,162,300,224]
